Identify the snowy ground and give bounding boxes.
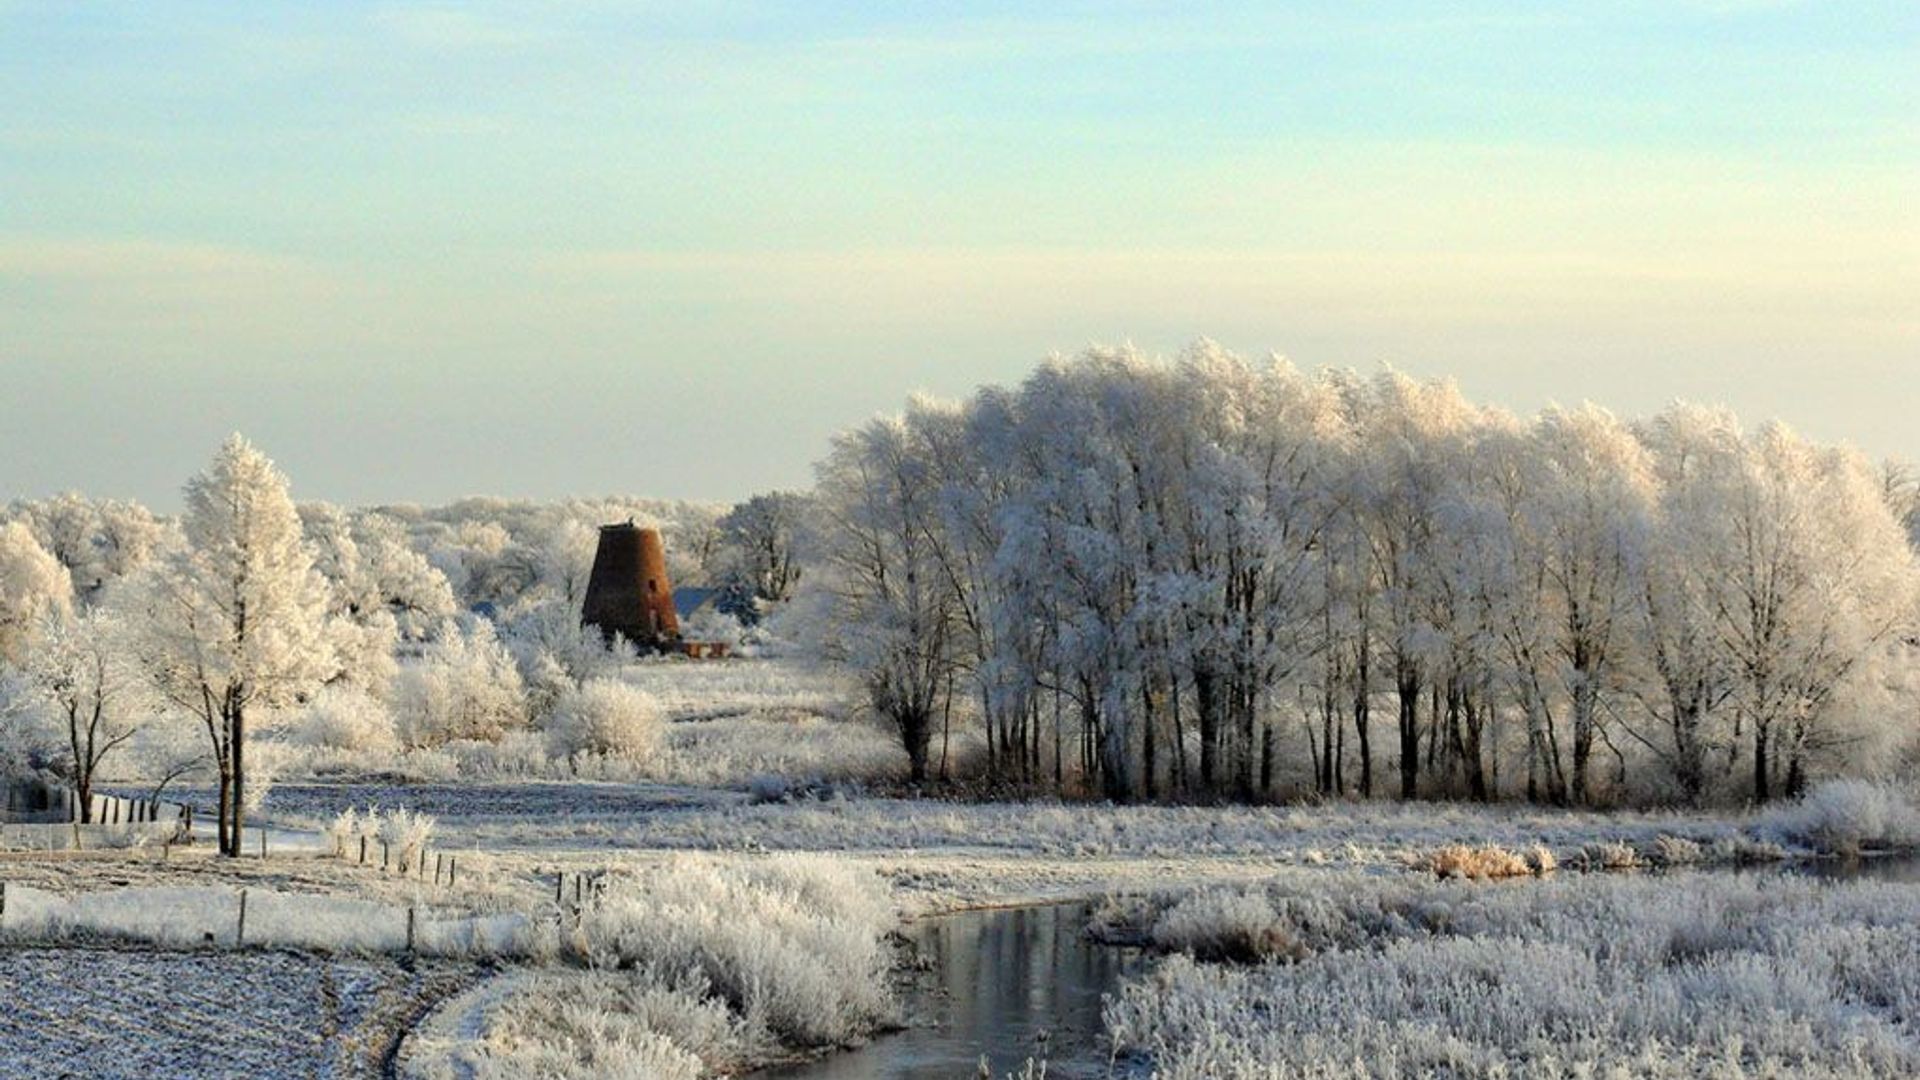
[14,715,1920,1079]
[0,946,477,1079]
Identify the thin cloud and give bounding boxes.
[370,5,545,51]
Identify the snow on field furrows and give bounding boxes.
[0,947,475,1079]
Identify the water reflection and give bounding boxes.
[1797,853,1920,883]
[761,902,1147,1080]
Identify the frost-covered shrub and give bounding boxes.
[679,606,744,649]
[1525,844,1558,874]
[1650,834,1705,866]
[1764,779,1920,855]
[376,807,437,872]
[747,774,792,804]
[393,747,460,782]
[544,679,662,763]
[443,971,740,1080]
[445,731,551,778]
[569,855,895,1047]
[292,688,397,752]
[324,806,362,856]
[1578,840,1642,871]
[1151,890,1298,963]
[392,621,528,748]
[1423,844,1531,881]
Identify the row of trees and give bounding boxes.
[810,346,1920,805]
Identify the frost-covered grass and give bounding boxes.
[1106,871,1920,1078]
[1762,779,1920,856]
[406,854,898,1079]
[652,713,906,788]
[428,792,1783,864]
[613,656,852,722]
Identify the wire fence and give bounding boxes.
[0,881,533,957]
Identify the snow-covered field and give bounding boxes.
[0,946,475,1079]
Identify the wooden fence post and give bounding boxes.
[2,881,8,926]
[359,835,367,865]
[259,828,267,860]
[236,889,249,947]
[435,853,443,885]
[406,906,417,955]
[448,856,457,888]
[555,873,564,904]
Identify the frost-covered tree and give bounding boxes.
[812,408,964,784]
[718,491,810,615]
[23,605,145,821]
[132,435,334,856]
[299,503,401,696]
[0,521,73,665]
[1703,425,1916,799]
[1529,405,1654,804]
[351,512,458,640]
[4,494,162,603]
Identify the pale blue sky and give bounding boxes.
[2,2,1915,508]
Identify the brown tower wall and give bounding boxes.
[581,523,680,649]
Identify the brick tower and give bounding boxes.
[581,521,681,650]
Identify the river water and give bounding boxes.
[759,901,1148,1080]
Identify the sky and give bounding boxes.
[1,1,1915,511]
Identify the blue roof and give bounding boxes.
[672,586,721,620]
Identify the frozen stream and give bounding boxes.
[760,901,1149,1080]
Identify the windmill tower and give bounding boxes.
[581,521,681,651]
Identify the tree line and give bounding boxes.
[807,345,1920,805]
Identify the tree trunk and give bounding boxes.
[1396,658,1419,800]
[1194,669,1218,792]
[1259,723,1274,797]
[215,762,233,856]
[1353,637,1373,798]
[1141,681,1157,801]
[1570,659,1597,805]
[227,706,246,858]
